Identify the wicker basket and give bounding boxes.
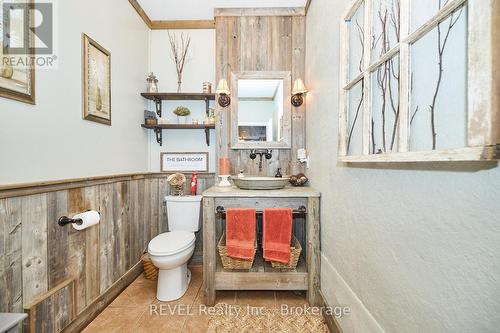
[141,252,158,280]
[218,232,256,270]
[270,236,302,270]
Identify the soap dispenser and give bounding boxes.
[275,168,282,178]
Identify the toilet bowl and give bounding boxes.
[148,195,202,301]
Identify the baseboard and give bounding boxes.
[61,261,143,333]
[320,254,386,333]
[317,290,343,333]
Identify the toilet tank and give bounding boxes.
[165,195,202,232]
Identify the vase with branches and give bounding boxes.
[168,31,191,93]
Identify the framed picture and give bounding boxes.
[0,0,36,104]
[161,152,209,172]
[238,122,271,142]
[82,33,111,125]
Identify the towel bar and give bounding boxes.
[215,205,307,215]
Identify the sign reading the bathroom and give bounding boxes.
[161,152,208,172]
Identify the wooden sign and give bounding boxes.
[161,152,208,172]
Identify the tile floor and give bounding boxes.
[83,266,311,333]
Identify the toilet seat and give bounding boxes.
[148,231,195,256]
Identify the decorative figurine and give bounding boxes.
[289,173,309,187]
[167,173,186,196]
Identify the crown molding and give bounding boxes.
[214,7,306,16]
[129,1,313,30]
[150,19,216,29]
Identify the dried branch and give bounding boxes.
[429,2,463,149]
[410,106,419,125]
[390,0,401,42]
[355,19,364,72]
[374,3,401,153]
[168,31,191,93]
[347,80,364,153]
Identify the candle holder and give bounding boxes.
[218,157,231,187]
[218,175,231,187]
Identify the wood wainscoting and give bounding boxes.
[0,172,215,332]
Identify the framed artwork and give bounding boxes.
[82,33,111,125]
[238,124,268,142]
[338,0,500,162]
[0,0,36,104]
[161,152,209,172]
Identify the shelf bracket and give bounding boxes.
[205,128,210,146]
[154,128,163,146]
[204,97,210,118]
[154,98,162,117]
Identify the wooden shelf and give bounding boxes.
[141,124,215,130]
[141,92,216,146]
[141,123,215,146]
[215,254,308,290]
[141,92,215,101]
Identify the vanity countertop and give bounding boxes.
[202,185,320,198]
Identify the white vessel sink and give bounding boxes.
[232,176,289,190]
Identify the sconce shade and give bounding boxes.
[216,79,230,95]
[292,78,308,94]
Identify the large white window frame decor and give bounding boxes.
[338,0,500,162]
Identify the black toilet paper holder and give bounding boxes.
[58,216,83,226]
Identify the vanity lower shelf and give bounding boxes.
[215,254,308,290]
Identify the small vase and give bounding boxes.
[177,116,188,124]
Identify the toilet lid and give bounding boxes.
[148,231,195,256]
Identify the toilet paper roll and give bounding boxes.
[72,210,100,231]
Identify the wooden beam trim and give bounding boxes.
[24,277,77,309]
[150,20,215,29]
[128,0,152,28]
[61,262,143,333]
[0,172,216,199]
[214,7,306,17]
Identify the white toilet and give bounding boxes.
[148,195,202,301]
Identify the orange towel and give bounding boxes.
[263,208,293,264]
[226,208,256,260]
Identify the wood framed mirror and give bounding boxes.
[230,71,292,149]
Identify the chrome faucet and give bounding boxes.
[249,149,272,172]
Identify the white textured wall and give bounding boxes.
[0,0,149,185]
[305,0,500,332]
[148,29,216,172]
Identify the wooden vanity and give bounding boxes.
[202,186,321,306]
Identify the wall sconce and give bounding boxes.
[291,78,308,107]
[216,79,231,107]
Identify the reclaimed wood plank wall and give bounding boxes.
[215,14,307,176]
[0,172,215,332]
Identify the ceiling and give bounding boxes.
[238,79,281,98]
[137,0,308,21]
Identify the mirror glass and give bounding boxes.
[237,79,284,143]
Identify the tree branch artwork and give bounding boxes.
[347,80,364,154]
[430,2,463,149]
[355,19,364,73]
[168,31,191,93]
[411,0,463,150]
[346,14,365,154]
[371,0,400,154]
